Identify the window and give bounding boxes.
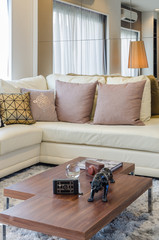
[121,28,139,77]
[53,0,107,75]
[0,0,9,79]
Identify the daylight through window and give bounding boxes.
[53,0,107,75]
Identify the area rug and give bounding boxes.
[0,164,159,240]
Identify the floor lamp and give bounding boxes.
[128,41,148,75]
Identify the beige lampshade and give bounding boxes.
[128,41,148,68]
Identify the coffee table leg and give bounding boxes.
[4,197,10,210]
[148,187,153,214]
[2,197,10,240]
[2,225,6,240]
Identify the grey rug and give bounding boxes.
[0,164,159,240]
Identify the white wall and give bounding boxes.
[142,12,154,76]
[11,0,38,80]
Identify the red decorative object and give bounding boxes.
[85,160,104,177]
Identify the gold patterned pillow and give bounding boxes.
[0,92,35,125]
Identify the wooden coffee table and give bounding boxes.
[0,157,152,240]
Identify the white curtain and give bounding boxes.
[53,1,106,75]
[121,28,139,77]
[0,0,9,79]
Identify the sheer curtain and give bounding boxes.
[0,0,9,79]
[53,1,106,75]
[121,28,139,77]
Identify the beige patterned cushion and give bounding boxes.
[0,92,35,125]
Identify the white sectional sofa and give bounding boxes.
[1,74,159,178]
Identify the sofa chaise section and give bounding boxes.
[0,125,42,178]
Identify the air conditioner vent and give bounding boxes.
[121,8,138,23]
[124,17,136,23]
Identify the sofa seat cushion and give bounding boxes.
[0,125,42,156]
[36,118,159,153]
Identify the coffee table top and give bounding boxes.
[0,157,152,240]
[3,157,134,200]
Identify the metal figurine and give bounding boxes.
[88,168,115,202]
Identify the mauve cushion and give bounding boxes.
[56,80,97,123]
[21,88,58,122]
[93,81,146,125]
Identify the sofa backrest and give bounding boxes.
[0,75,47,93]
[46,74,105,91]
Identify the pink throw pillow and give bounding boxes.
[56,80,97,123]
[93,81,146,125]
[21,88,58,122]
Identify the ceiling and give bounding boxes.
[121,0,159,12]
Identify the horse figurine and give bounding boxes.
[88,168,115,202]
